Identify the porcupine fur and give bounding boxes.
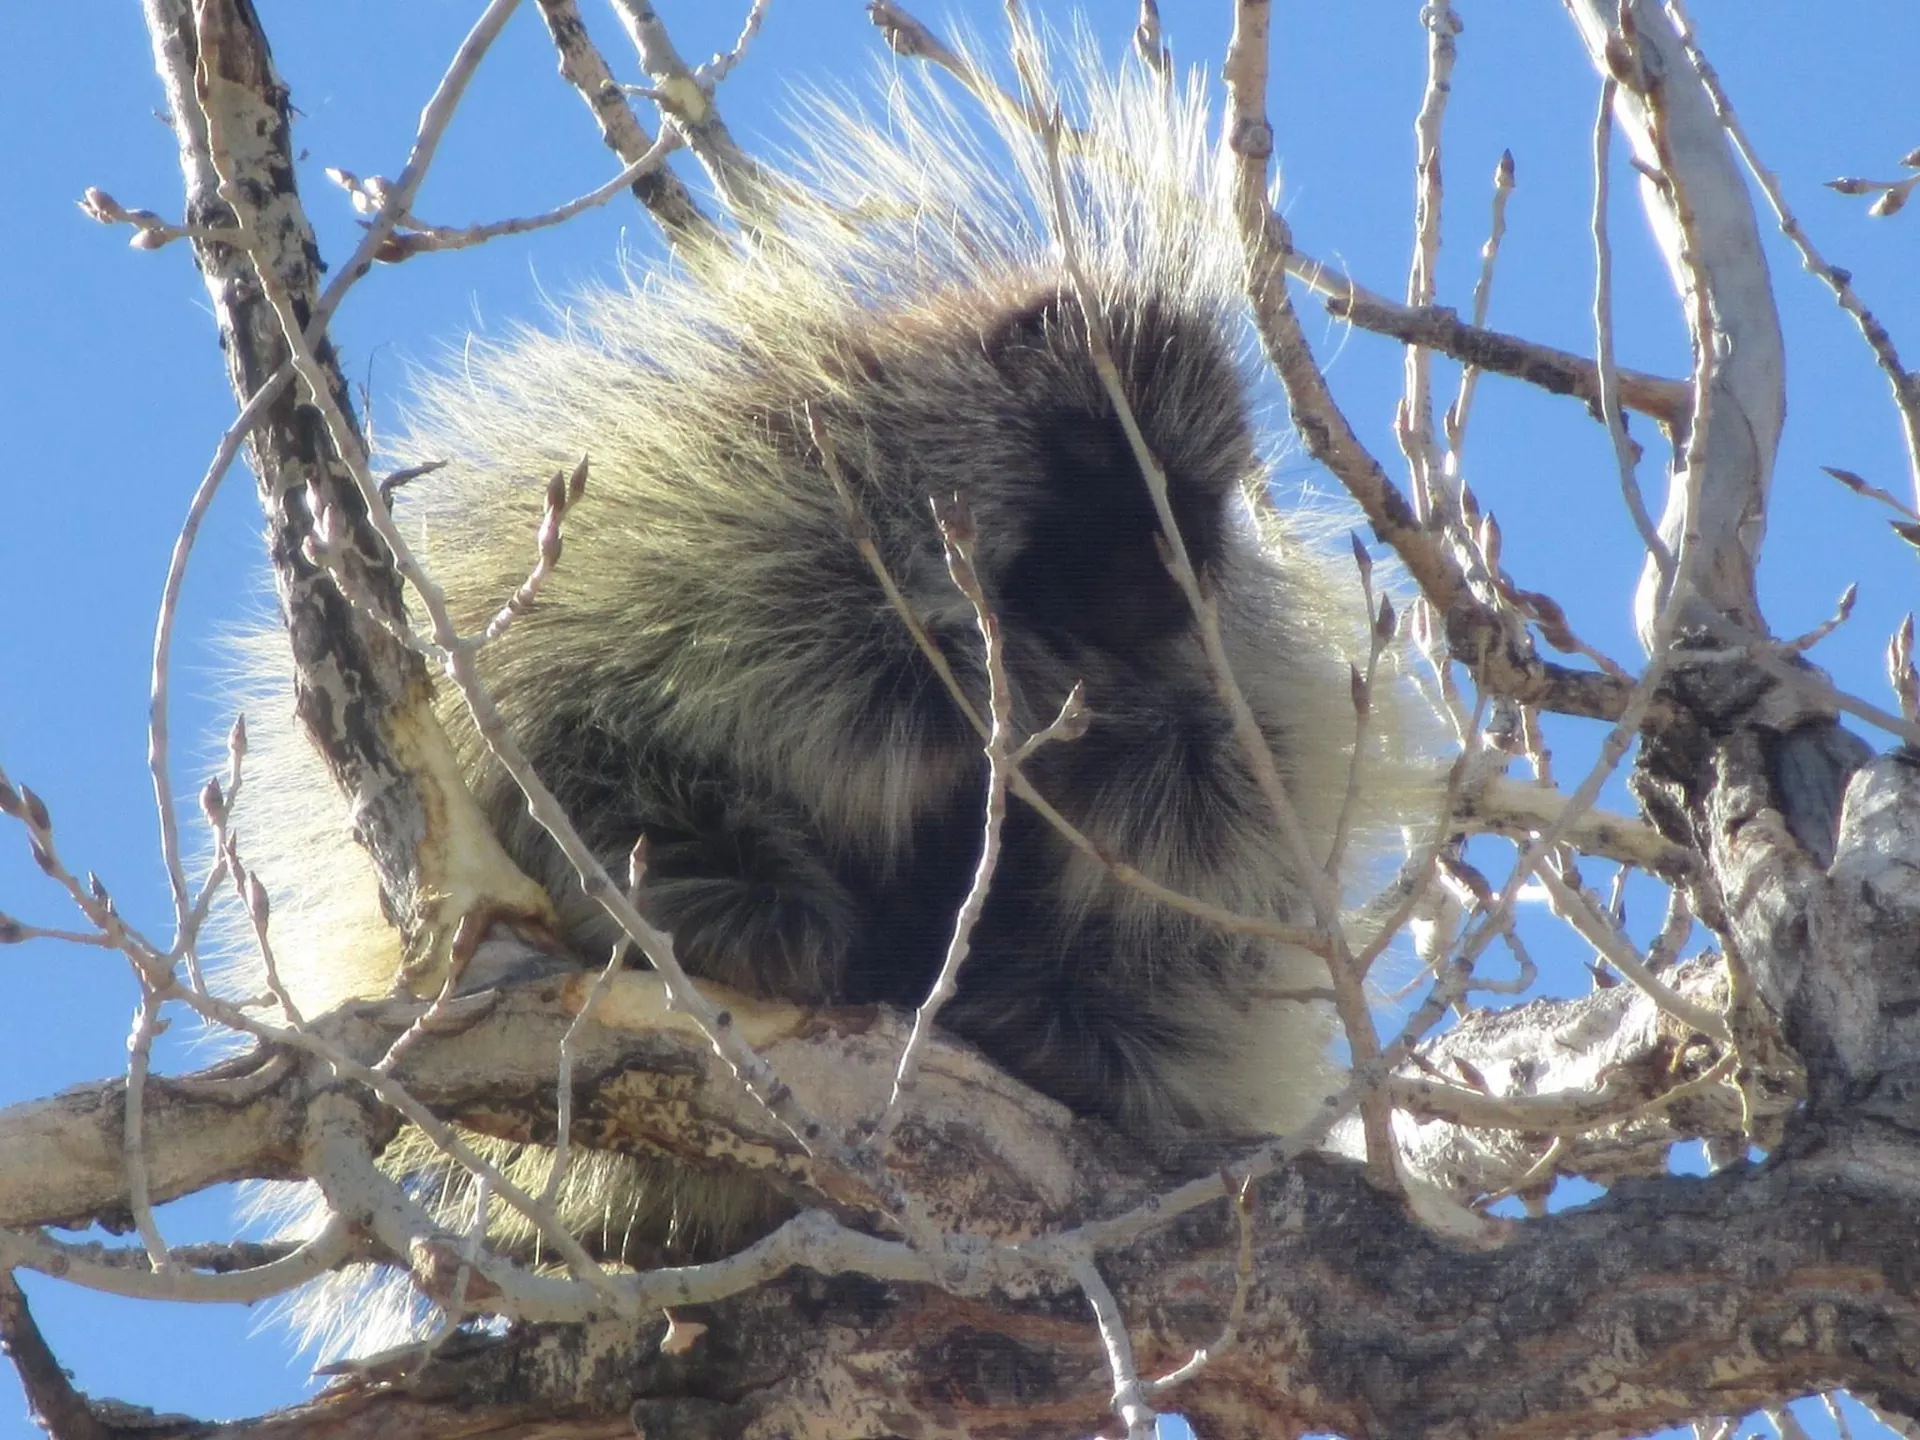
[219,41,1419,1363]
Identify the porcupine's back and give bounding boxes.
[220,46,1410,1364]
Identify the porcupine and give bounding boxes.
[220,44,1416,1362]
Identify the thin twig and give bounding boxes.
[1824,464,1920,523]
[1,772,165,967]
[77,185,241,250]
[1695,609,1920,748]
[311,0,523,333]
[884,498,1018,1125]
[1142,1173,1255,1397]
[1444,148,1515,456]
[701,0,771,86]
[0,920,118,948]
[361,134,680,260]
[477,458,589,645]
[1538,864,1730,1041]
[147,366,290,991]
[1592,77,1670,566]
[1401,0,1461,524]
[222,833,303,1027]
[1353,709,1490,985]
[1438,854,1539,997]
[1071,1249,1156,1440]
[867,0,1049,134]
[1827,159,1920,219]
[1780,584,1858,657]
[121,980,172,1273]
[1316,276,1689,427]
[1324,587,1394,877]
[1479,1134,1568,1213]
[545,839,647,1208]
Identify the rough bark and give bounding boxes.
[6,923,1918,1438]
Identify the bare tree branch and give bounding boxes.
[532,0,719,247]
[143,0,556,988]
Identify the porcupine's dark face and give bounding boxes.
[961,287,1257,688]
[770,279,1262,817]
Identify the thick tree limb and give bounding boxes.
[0,1274,115,1440]
[0,971,1107,1252]
[1393,953,1798,1200]
[1558,4,1899,1130]
[0,1058,304,1234]
[38,1144,1919,1440]
[142,0,553,988]
[0,945,1889,1440]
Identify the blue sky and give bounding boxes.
[2,1,1917,1433]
